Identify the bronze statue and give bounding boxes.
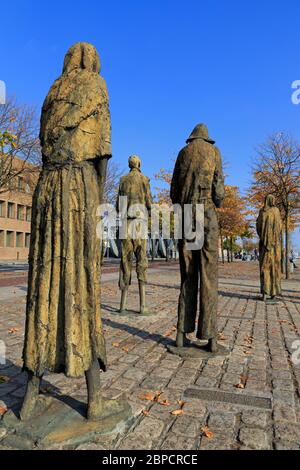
[256,194,282,302]
[170,124,225,354]
[21,43,111,421]
[117,155,152,314]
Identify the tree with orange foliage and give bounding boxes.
[217,185,250,263]
[248,132,300,279]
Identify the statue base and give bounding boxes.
[265,298,280,305]
[114,309,158,317]
[0,394,132,448]
[166,341,231,359]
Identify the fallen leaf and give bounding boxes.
[112,342,119,347]
[171,409,184,416]
[164,330,173,337]
[0,406,7,416]
[235,383,245,389]
[139,392,156,401]
[8,327,18,334]
[122,346,129,353]
[0,376,9,384]
[201,426,214,439]
[158,400,171,406]
[177,399,185,407]
[218,333,227,341]
[142,409,150,416]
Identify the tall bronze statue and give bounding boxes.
[21,43,111,421]
[170,124,225,354]
[256,194,282,302]
[117,155,152,314]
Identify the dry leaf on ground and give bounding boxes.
[201,426,214,439]
[158,400,171,406]
[235,383,245,389]
[171,409,184,416]
[0,376,9,384]
[0,406,7,416]
[139,391,162,402]
[8,327,18,334]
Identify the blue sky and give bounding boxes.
[1,0,299,248]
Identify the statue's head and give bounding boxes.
[128,155,141,170]
[264,194,276,208]
[186,123,215,145]
[62,42,100,74]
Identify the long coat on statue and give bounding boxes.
[256,195,282,297]
[23,42,111,377]
[170,124,225,341]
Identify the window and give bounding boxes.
[25,233,30,248]
[18,177,25,192]
[26,206,31,222]
[0,230,4,247]
[17,205,25,220]
[16,232,23,248]
[6,231,14,247]
[0,200,5,217]
[7,202,15,218]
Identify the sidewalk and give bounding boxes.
[0,262,299,450]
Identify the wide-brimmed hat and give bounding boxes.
[186,123,215,144]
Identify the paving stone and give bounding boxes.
[241,410,269,428]
[200,435,238,450]
[239,427,270,450]
[160,433,197,450]
[274,422,300,443]
[171,415,202,437]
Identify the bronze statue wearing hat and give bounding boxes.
[170,123,225,354]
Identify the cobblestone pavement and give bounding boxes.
[0,261,299,450]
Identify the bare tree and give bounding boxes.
[249,132,300,279]
[0,96,41,193]
[103,161,124,204]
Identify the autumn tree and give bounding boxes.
[0,97,41,193]
[248,132,300,278]
[217,185,249,263]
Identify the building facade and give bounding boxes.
[0,160,38,261]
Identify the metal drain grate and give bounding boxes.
[184,387,272,410]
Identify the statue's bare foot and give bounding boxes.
[19,375,40,420]
[207,338,218,353]
[87,393,103,421]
